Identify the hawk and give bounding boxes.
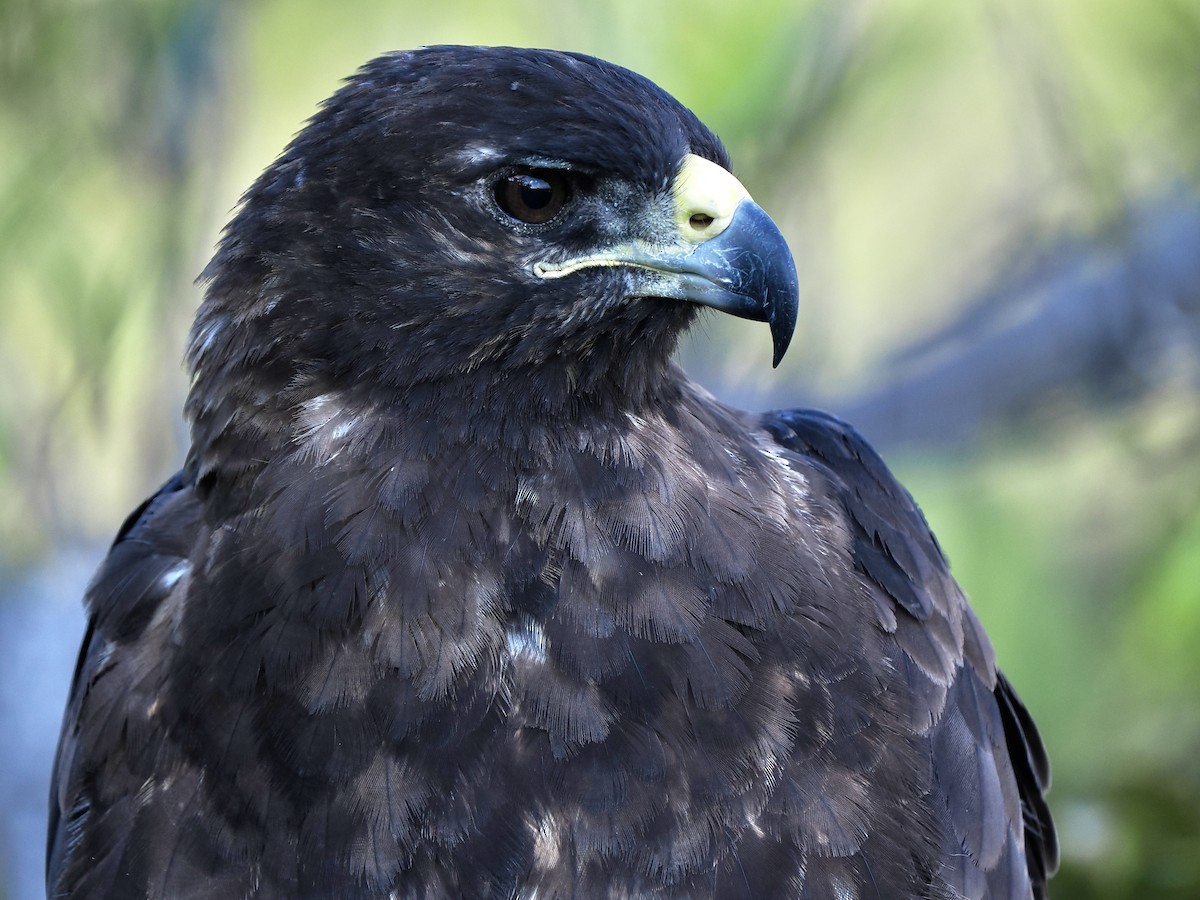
[48,45,1056,899]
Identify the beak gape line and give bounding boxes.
[534,154,799,367]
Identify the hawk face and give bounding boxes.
[189,46,797,436]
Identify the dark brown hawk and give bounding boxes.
[48,45,1056,899]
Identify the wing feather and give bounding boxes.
[763,408,1057,899]
[47,472,202,897]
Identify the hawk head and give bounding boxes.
[187,46,797,452]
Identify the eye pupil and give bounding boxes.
[495,169,570,224]
[519,177,553,210]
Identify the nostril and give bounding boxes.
[689,213,715,231]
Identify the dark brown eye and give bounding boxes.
[494,169,571,224]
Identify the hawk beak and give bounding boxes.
[664,157,800,367]
[534,154,799,367]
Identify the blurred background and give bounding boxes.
[3,0,1199,896]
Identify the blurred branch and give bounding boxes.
[801,192,1200,449]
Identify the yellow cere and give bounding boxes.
[671,154,751,244]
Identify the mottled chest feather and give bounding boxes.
[195,400,918,894]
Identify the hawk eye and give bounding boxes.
[494,169,571,225]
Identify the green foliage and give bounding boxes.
[0,0,220,557]
[903,397,1200,899]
